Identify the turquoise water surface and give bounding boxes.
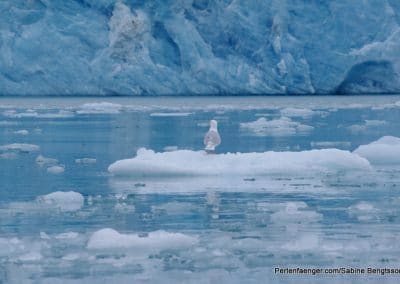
[1,96,400,283]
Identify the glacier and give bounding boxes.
[1,0,400,95]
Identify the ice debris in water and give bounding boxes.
[348,120,387,133]
[279,107,318,118]
[270,202,322,224]
[75,158,97,164]
[36,191,84,212]
[150,112,193,117]
[354,136,400,165]
[348,202,377,222]
[77,102,122,114]
[0,143,40,152]
[87,228,198,252]
[108,148,371,177]
[240,117,314,136]
[36,155,58,167]
[47,165,65,174]
[13,130,29,135]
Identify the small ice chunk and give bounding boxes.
[14,129,29,135]
[40,232,50,239]
[18,251,42,262]
[36,191,84,211]
[55,232,79,239]
[47,165,65,174]
[36,155,58,167]
[75,158,97,164]
[87,228,198,252]
[311,141,351,149]
[348,120,387,133]
[280,107,316,118]
[348,202,376,221]
[354,136,400,164]
[0,143,39,152]
[62,253,81,261]
[240,117,313,137]
[270,202,322,224]
[77,102,122,114]
[349,202,374,212]
[150,112,192,117]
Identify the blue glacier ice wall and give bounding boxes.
[0,0,400,95]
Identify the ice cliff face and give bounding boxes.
[0,0,399,95]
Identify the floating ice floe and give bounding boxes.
[240,117,313,136]
[348,202,377,222]
[150,112,193,117]
[280,107,319,118]
[0,143,40,152]
[47,165,65,174]
[36,155,59,167]
[3,110,74,119]
[14,129,29,135]
[347,120,387,133]
[311,141,351,149]
[87,228,198,252]
[77,102,122,114]
[55,232,79,240]
[108,148,371,177]
[354,136,400,165]
[270,202,322,224]
[36,191,84,211]
[75,158,97,164]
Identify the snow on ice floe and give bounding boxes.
[87,228,198,252]
[108,148,371,177]
[354,136,400,165]
[77,102,122,114]
[36,191,84,211]
[240,117,313,136]
[0,143,39,152]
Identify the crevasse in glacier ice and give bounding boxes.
[0,0,399,95]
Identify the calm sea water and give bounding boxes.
[0,96,400,283]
